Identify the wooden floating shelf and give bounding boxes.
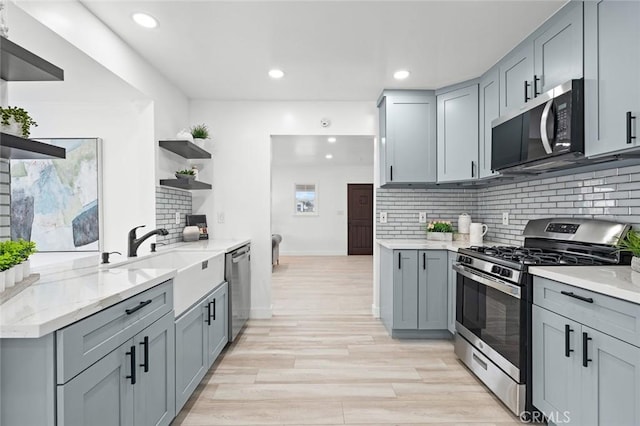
[159,140,211,159]
[159,179,212,190]
[0,133,66,159]
[1,36,64,81]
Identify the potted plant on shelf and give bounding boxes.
[190,123,210,147]
[17,239,36,278]
[0,106,38,138]
[426,220,454,241]
[617,229,640,272]
[175,169,196,182]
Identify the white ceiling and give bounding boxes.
[80,0,566,101]
[271,135,374,166]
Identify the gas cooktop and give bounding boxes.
[464,245,606,266]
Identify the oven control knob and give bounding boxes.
[465,257,473,265]
[491,265,501,274]
[500,269,512,278]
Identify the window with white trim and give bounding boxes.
[295,184,317,215]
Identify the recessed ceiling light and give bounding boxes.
[325,154,333,159]
[268,69,285,79]
[132,12,158,29]
[393,70,410,80]
[327,137,337,143]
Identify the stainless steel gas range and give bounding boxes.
[453,218,631,416]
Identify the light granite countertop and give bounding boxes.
[0,237,251,339]
[529,265,640,305]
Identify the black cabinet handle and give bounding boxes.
[206,302,212,326]
[582,332,592,367]
[210,299,216,321]
[422,253,426,270]
[139,336,149,373]
[126,345,136,385]
[390,165,393,181]
[627,111,636,144]
[534,75,541,97]
[471,161,475,178]
[398,252,401,269]
[564,324,574,358]
[125,299,152,315]
[561,291,594,304]
[524,81,531,102]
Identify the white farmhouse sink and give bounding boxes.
[113,250,225,316]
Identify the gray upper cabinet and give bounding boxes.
[533,3,583,94]
[417,250,448,330]
[437,84,479,182]
[584,0,640,157]
[392,250,419,329]
[378,90,437,186]
[499,44,533,115]
[479,68,500,179]
[498,2,583,115]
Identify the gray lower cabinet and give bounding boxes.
[380,247,449,338]
[479,67,500,179]
[175,282,228,413]
[585,0,640,157]
[446,252,457,334]
[436,84,479,182]
[532,278,640,425]
[378,90,437,186]
[58,312,175,426]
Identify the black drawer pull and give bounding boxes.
[390,165,393,181]
[125,299,152,315]
[422,253,426,270]
[212,299,216,321]
[560,291,593,304]
[126,345,136,385]
[627,111,636,144]
[582,332,593,367]
[398,252,401,269]
[524,80,531,102]
[564,324,574,358]
[206,302,212,326]
[140,336,149,373]
[534,75,541,97]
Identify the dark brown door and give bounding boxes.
[347,184,373,255]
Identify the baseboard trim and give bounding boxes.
[391,329,453,339]
[279,251,346,256]
[371,304,380,318]
[250,305,273,319]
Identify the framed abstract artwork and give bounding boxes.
[11,138,102,251]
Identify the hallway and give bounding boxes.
[174,256,518,425]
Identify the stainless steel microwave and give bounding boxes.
[491,79,584,173]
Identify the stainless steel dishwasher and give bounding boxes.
[225,243,251,342]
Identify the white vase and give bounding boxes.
[1,117,22,137]
[0,271,5,292]
[5,267,15,288]
[632,257,640,273]
[427,232,453,241]
[23,259,31,278]
[193,138,206,148]
[14,262,23,283]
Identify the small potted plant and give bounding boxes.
[426,220,454,241]
[0,252,12,291]
[175,168,196,182]
[0,106,38,138]
[17,239,36,278]
[617,229,640,272]
[190,123,210,147]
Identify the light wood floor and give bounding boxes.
[174,256,521,425]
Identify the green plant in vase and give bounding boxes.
[0,106,38,137]
[190,124,210,140]
[425,220,454,241]
[175,168,196,181]
[617,229,640,272]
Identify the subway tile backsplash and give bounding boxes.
[376,164,640,244]
[155,186,192,245]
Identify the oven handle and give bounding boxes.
[453,263,521,299]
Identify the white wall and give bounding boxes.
[8,1,189,254]
[271,164,372,255]
[189,101,377,318]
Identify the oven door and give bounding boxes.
[454,263,525,383]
